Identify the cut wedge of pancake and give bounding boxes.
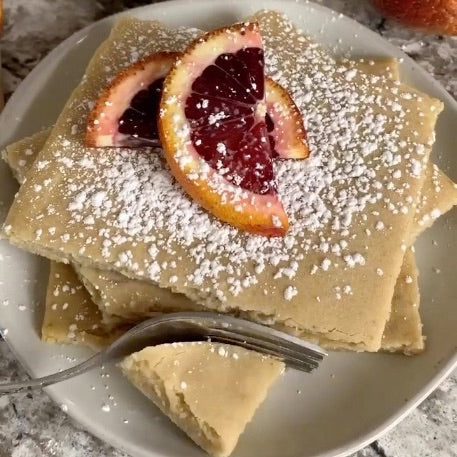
[119,342,284,457]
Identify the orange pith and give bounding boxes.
[159,22,291,237]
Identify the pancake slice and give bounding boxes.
[119,342,284,457]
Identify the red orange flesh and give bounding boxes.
[86,52,178,147]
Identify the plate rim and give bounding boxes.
[0,1,456,456]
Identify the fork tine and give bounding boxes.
[0,312,326,395]
[207,328,320,371]
[204,314,327,361]
[210,328,321,367]
[224,326,325,362]
[209,334,317,372]
[206,319,325,362]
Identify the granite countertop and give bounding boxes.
[0,0,456,456]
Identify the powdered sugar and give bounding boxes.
[284,285,298,301]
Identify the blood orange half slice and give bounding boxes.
[86,52,178,147]
[265,77,309,159]
[85,51,309,164]
[159,23,291,237]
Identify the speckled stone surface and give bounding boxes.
[0,1,456,456]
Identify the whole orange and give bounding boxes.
[371,0,457,34]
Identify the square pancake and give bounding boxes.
[2,118,428,352]
[2,12,444,351]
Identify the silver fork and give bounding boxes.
[0,312,326,395]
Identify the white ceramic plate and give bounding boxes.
[0,1,456,456]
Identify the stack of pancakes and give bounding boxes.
[2,10,457,457]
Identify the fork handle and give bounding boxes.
[0,352,103,395]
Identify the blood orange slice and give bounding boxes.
[265,77,309,159]
[85,50,309,165]
[159,23,292,237]
[86,52,178,147]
